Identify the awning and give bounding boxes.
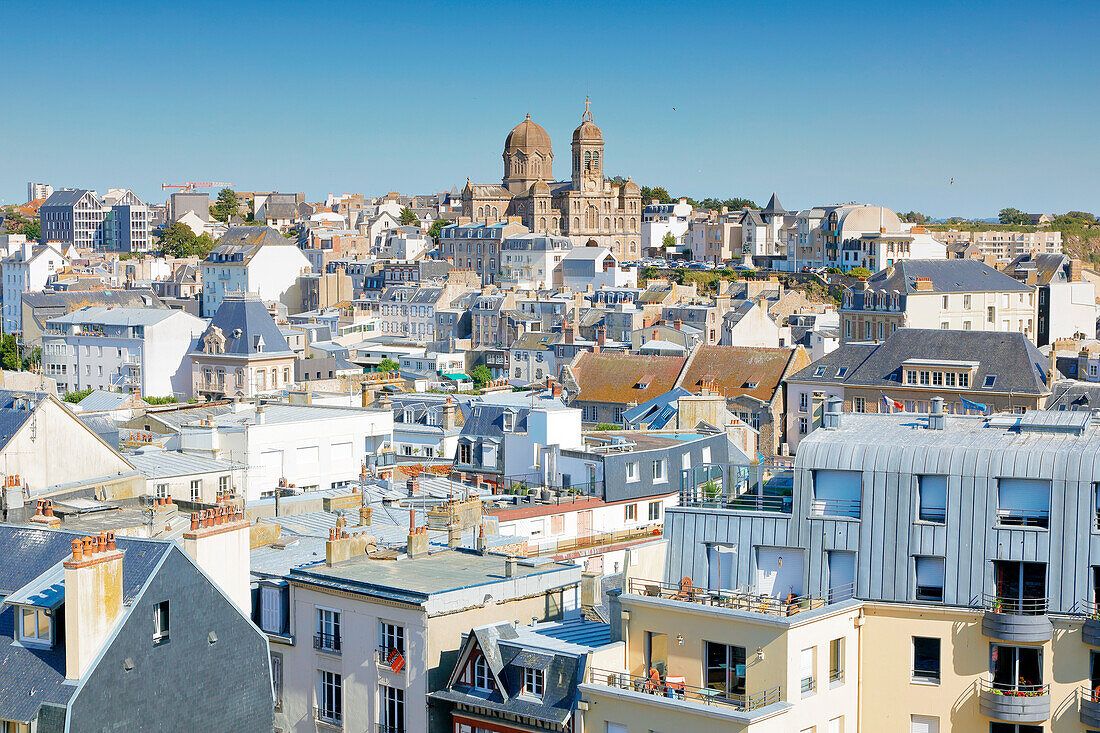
[443,373,471,381]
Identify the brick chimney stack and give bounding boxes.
[183,505,250,613]
[28,498,60,529]
[64,532,124,680]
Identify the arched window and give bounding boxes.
[573,217,580,230]
[593,151,600,170]
[603,217,610,230]
[630,243,637,253]
[477,206,485,219]
[629,217,637,231]
[586,206,598,230]
[584,151,591,172]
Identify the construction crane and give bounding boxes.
[161,181,235,193]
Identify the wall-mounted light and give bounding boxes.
[755,648,765,661]
[676,634,684,646]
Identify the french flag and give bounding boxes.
[881,393,904,412]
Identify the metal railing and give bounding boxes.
[314,632,342,654]
[978,678,1049,697]
[679,463,794,514]
[628,578,857,617]
[982,594,1048,616]
[313,707,342,728]
[377,726,404,733]
[377,646,405,665]
[918,506,947,523]
[829,669,843,684]
[995,508,1050,529]
[1073,599,1100,619]
[800,676,815,695]
[810,498,861,519]
[525,524,664,557]
[1080,686,1100,705]
[588,667,780,712]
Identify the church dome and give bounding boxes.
[572,98,603,143]
[505,114,552,153]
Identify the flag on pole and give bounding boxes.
[881,393,904,412]
[961,397,988,414]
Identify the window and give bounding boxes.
[523,666,544,698]
[652,459,666,483]
[918,475,947,523]
[473,655,492,690]
[316,670,342,725]
[800,647,816,697]
[271,653,283,708]
[799,417,808,434]
[812,470,861,518]
[963,295,971,309]
[983,374,997,389]
[648,501,661,521]
[990,645,1042,694]
[905,369,917,385]
[458,443,472,464]
[705,642,746,697]
[989,725,1041,733]
[912,637,940,683]
[155,482,168,499]
[624,503,636,521]
[959,372,970,387]
[363,687,403,733]
[582,405,597,421]
[996,478,1050,528]
[153,600,170,643]
[919,370,930,385]
[852,397,865,413]
[910,715,939,733]
[987,306,995,323]
[19,607,51,644]
[190,479,201,502]
[315,608,341,653]
[829,638,844,684]
[260,585,285,634]
[626,461,639,483]
[915,557,945,602]
[799,392,809,412]
[380,621,405,656]
[992,561,1046,614]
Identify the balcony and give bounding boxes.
[679,463,793,515]
[995,507,1049,529]
[1080,687,1100,727]
[588,667,780,713]
[1078,601,1100,646]
[313,632,341,655]
[981,595,1052,643]
[628,578,856,618]
[810,498,861,520]
[314,707,342,729]
[977,679,1049,724]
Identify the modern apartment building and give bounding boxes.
[39,188,151,252]
[42,306,206,398]
[647,403,1100,732]
[1003,254,1096,346]
[934,229,1063,261]
[27,181,53,202]
[840,259,1036,344]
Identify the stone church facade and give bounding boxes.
[462,100,642,260]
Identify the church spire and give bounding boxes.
[582,96,593,123]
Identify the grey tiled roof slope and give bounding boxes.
[787,329,1050,395]
[195,295,292,357]
[0,391,48,451]
[865,259,1032,293]
[0,525,171,723]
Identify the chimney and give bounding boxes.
[581,570,600,612]
[359,506,373,526]
[652,329,659,340]
[1048,348,1057,384]
[505,556,517,578]
[255,404,266,424]
[406,476,419,496]
[552,381,563,398]
[914,277,933,291]
[822,396,843,429]
[674,319,682,331]
[64,533,124,680]
[28,498,60,529]
[441,396,457,429]
[406,510,429,558]
[1070,258,1083,282]
[325,526,371,565]
[1,474,24,522]
[447,523,461,548]
[476,523,487,554]
[183,506,250,613]
[361,381,371,407]
[564,322,574,344]
[928,397,946,430]
[597,326,606,346]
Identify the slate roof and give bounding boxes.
[458,403,531,439]
[0,525,171,723]
[204,226,289,265]
[0,390,49,452]
[679,345,800,402]
[863,259,1031,294]
[1003,253,1069,286]
[569,352,686,405]
[1046,380,1100,412]
[41,189,94,208]
[49,306,179,327]
[621,387,692,429]
[125,446,243,479]
[787,328,1050,395]
[74,389,135,413]
[194,293,292,357]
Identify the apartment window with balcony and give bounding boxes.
[800,647,816,697]
[996,478,1050,528]
[917,475,947,523]
[914,556,945,602]
[379,685,405,733]
[811,470,861,518]
[990,645,1042,694]
[315,608,341,653]
[989,724,1042,733]
[912,637,940,684]
[705,642,746,698]
[829,638,844,685]
[315,670,342,726]
[992,561,1047,615]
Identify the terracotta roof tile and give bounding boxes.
[571,352,685,405]
[680,345,803,402]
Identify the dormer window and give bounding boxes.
[253,335,265,352]
[522,666,544,699]
[19,607,52,645]
[473,655,492,691]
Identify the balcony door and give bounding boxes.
[705,641,746,699]
[993,561,1046,614]
[990,644,1041,692]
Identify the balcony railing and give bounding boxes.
[982,594,1048,616]
[995,508,1049,529]
[978,678,1049,697]
[800,676,815,695]
[588,667,780,712]
[314,707,342,728]
[628,578,856,617]
[829,668,843,684]
[314,632,342,654]
[810,498,861,519]
[679,463,793,515]
[377,646,406,667]
[377,726,404,733]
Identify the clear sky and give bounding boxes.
[2,0,1097,218]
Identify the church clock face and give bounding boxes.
[585,180,596,191]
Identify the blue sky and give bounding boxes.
[2,0,1097,218]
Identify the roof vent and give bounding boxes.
[928,396,945,430]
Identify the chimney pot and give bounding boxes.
[71,539,83,561]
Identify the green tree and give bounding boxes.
[143,395,179,405]
[377,358,399,373]
[661,232,676,250]
[19,218,40,241]
[724,197,757,210]
[900,211,928,224]
[470,364,492,387]
[639,186,673,204]
[211,188,239,222]
[63,387,94,403]
[158,221,215,258]
[399,207,419,226]
[998,207,1029,225]
[848,267,873,278]
[428,218,450,239]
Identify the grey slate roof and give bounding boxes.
[0,525,171,723]
[204,226,289,265]
[125,446,243,479]
[194,294,292,357]
[0,391,49,452]
[787,328,1050,395]
[864,259,1032,294]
